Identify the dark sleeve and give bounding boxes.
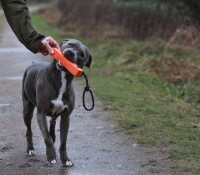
[0,0,45,53]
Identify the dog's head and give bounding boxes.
[60,39,92,69]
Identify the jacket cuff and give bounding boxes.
[28,34,46,53]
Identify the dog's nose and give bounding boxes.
[64,50,75,58]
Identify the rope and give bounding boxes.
[82,73,95,111]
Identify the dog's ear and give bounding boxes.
[60,39,69,47]
[86,54,92,68]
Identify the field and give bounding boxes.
[32,13,200,174]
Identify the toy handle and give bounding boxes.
[51,48,83,77]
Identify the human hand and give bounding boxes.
[39,36,59,55]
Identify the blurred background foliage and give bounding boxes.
[55,0,200,40]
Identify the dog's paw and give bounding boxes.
[46,146,56,164]
[27,150,35,156]
[50,159,57,164]
[63,160,73,167]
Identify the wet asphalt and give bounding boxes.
[0,18,170,175]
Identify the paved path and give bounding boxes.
[0,18,170,175]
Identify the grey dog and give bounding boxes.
[22,39,92,166]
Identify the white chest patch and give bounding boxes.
[51,71,68,115]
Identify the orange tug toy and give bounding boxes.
[51,48,83,77]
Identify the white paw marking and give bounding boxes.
[51,71,68,115]
[28,150,34,156]
[50,159,57,164]
[65,161,73,167]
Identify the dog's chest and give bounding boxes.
[51,71,68,115]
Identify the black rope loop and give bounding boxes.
[82,73,95,111]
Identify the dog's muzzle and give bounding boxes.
[63,48,77,63]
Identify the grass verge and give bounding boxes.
[32,12,200,174]
[0,14,4,40]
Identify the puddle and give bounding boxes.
[0,104,11,107]
[0,76,23,80]
[0,48,30,53]
[60,170,94,175]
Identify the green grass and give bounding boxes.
[0,14,4,40]
[32,13,200,174]
[32,14,65,43]
[90,39,200,174]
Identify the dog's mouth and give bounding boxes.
[56,62,66,72]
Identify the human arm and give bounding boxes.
[0,0,59,54]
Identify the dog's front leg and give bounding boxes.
[37,112,56,164]
[59,113,73,167]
